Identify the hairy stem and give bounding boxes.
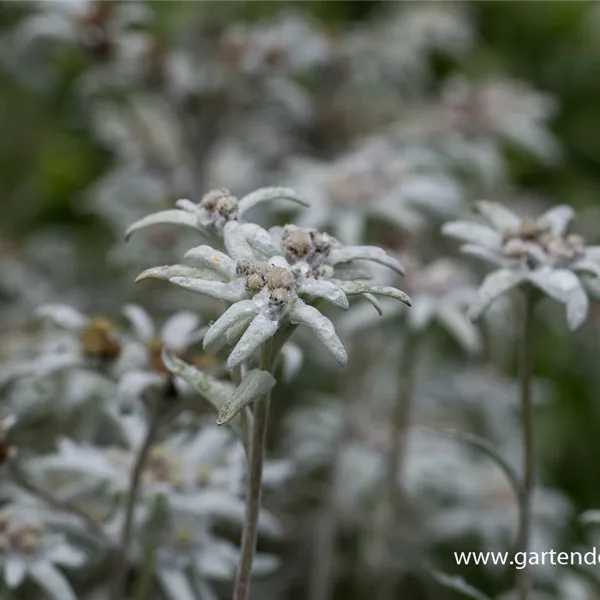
[517,291,536,600]
[110,409,162,600]
[233,340,275,600]
[379,332,420,600]
[8,461,108,543]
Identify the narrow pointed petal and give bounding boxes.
[329,246,405,276]
[223,221,255,261]
[363,293,383,315]
[474,200,521,231]
[337,282,412,306]
[122,304,155,343]
[572,258,600,279]
[289,300,347,367]
[584,246,600,262]
[437,305,482,355]
[203,301,258,350]
[161,311,200,350]
[227,313,280,369]
[175,198,201,213]
[162,349,248,446]
[184,245,236,279]
[35,304,89,330]
[442,221,502,249]
[460,244,507,267]
[125,209,200,240]
[240,223,281,257]
[135,265,210,283]
[217,369,276,425]
[538,204,575,236]
[469,269,524,320]
[528,268,589,330]
[299,279,349,309]
[237,186,309,217]
[169,277,246,303]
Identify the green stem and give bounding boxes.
[517,291,535,600]
[110,409,162,600]
[233,339,275,600]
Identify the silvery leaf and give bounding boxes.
[460,244,507,267]
[580,510,600,526]
[289,300,348,367]
[252,553,281,576]
[161,311,200,351]
[223,221,255,261]
[28,562,77,600]
[161,350,247,444]
[168,278,246,303]
[35,304,88,330]
[437,305,482,355]
[51,544,86,568]
[203,301,258,350]
[225,315,255,348]
[442,221,502,249]
[538,204,575,236]
[125,209,201,240]
[428,567,492,600]
[584,246,600,262]
[408,296,437,331]
[118,371,166,403]
[571,259,600,279]
[298,279,349,309]
[135,265,211,283]
[217,369,276,425]
[227,313,280,369]
[122,304,155,343]
[184,246,236,279]
[338,282,412,306]
[329,246,405,276]
[4,558,26,588]
[280,342,303,382]
[474,200,521,231]
[157,569,196,600]
[175,198,202,213]
[528,268,589,330]
[469,269,524,320]
[240,223,281,258]
[237,186,309,218]
[171,491,281,536]
[363,293,383,315]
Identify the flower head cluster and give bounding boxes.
[288,137,463,244]
[132,187,411,371]
[0,508,84,596]
[443,200,600,329]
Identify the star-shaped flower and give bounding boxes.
[443,200,600,329]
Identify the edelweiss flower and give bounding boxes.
[339,257,481,355]
[443,200,600,329]
[0,509,84,597]
[135,219,411,369]
[125,187,308,240]
[287,138,463,244]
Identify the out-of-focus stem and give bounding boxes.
[379,331,420,600]
[517,291,536,600]
[110,409,162,600]
[8,462,108,543]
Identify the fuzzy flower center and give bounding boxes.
[0,515,42,555]
[501,217,585,264]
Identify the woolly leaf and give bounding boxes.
[217,369,276,425]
